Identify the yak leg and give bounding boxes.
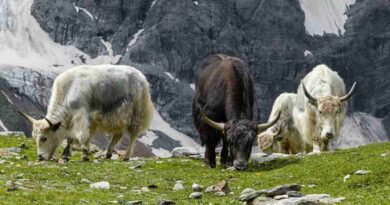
[204,133,220,168]
[61,138,73,161]
[220,138,232,167]
[124,133,138,161]
[105,133,122,159]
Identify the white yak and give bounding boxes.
[19,65,154,161]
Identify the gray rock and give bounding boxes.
[205,186,214,193]
[171,147,203,158]
[266,184,301,197]
[215,191,226,197]
[354,170,370,175]
[308,184,317,188]
[287,191,304,197]
[125,201,143,205]
[189,192,202,199]
[7,147,22,153]
[156,199,176,205]
[274,195,289,200]
[172,182,184,191]
[252,153,290,164]
[239,190,267,202]
[240,188,256,195]
[141,187,150,192]
[191,183,202,192]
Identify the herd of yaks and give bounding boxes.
[16,54,356,170]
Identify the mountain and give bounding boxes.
[0,0,388,156]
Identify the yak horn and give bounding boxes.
[339,82,357,102]
[18,111,37,124]
[302,81,317,106]
[257,111,281,132]
[200,111,225,131]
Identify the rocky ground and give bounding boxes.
[0,134,389,204]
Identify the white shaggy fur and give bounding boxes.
[258,65,351,154]
[26,65,154,160]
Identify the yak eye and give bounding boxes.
[319,111,323,114]
[40,137,47,142]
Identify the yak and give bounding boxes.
[18,65,154,161]
[193,54,280,170]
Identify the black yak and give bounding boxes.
[193,54,280,170]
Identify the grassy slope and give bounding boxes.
[0,136,389,205]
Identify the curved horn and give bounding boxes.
[18,111,37,124]
[200,111,225,131]
[302,81,317,106]
[339,82,357,102]
[257,111,281,132]
[44,118,61,131]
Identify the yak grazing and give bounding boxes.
[18,65,154,161]
[193,54,280,170]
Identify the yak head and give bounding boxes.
[18,111,64,161]
[302,81,356,141]
[201,111,280,170]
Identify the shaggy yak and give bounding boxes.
[258,64,356,154]
[18,65,153,161]
[193,54,280,170]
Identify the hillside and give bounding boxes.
[0,135,389,204]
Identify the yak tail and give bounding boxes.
[129,84,154,137]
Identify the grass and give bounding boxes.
[0,136,389,205]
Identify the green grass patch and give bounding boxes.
[0,136,389,204]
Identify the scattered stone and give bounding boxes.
[380,153,388,157]
[19,143,28,149]
[0,160,6,164]
[173,182,184,191]
[213,180,230,194]
[354,170,370,175]
[266,184,301,197]
[226,167,236,171]
[81,178,92,184]
[215,191,226,197]
[141,187,150,192]
[239,190,266,201]
[93,159,100,163]
[6,180,18,191]
[119,186,128,190]
[287,191,304,197]
[189,192,202,199]
[90,181,110,190]
[188,154,203,160]
[308,184,317,188]
[0,132,25,137]
[343,174,351,182]
[205,186,214,193]
[7,147,22,153]
[274,194,289,200]
[240,188,256,195]
[129,162,144,170]
[192,183,202,192]
[251,153,290,164]
[125,200,142,205]
[111,154,119,160]
[157,199,176,205]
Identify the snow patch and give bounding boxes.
[164,72,179,82]
[333,112,388,149]
[0,120,9,131]
[193,1,199,6]
[127,29,144,49]
[190,83,195,91]
[0,0,120,73]
[299,0,356,36]
[304,50,313,57]
[73,2,95,21]
[150,0,158,9]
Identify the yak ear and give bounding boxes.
[44,118,61,131]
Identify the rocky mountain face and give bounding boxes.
[0,0,388,155]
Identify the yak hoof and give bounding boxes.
[105,153,112,159]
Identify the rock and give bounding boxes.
[191,183,202,192]
[354,170,370,175]
[240,188,256,195]
[189,192,202,199]
[266,184,301,197]
[239,190,266,202]
[0,132,25,137]
[0,160,6,164]
[251,153,290,164]
[157,199,176,205]
[213,180,230,194]
[226,167,236,171]
[141,187,150,192]
[381,153,388,157]
[81,178,92,184]
[171,147,202,158]
[205,186,214,193]
[173,182,184,191]
[6,180,18,191]
[274,194,289,200]
[215,191,226,197]
[343,174,351,182]
[7,147,22,153]
[308,184,317,188]
[90,181,110,190]
[125,200,143,205]
[287,191,304,197]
